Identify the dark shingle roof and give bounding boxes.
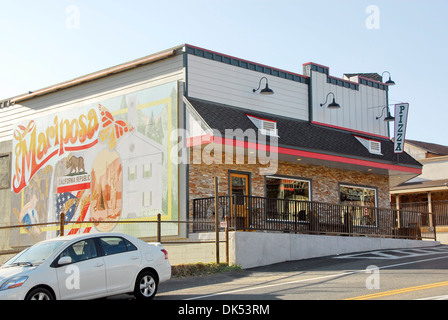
[187,97,421,168]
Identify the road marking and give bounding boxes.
[184,270,360,300]
[335,247,448,260]
[184,254,448,300]
[346,281,448,300]
[418,294,448,300]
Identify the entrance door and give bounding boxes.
[55,239,107,300]
[229,172,250,230]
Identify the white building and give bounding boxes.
[0,44,423,249]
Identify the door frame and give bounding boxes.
[228,171,251,196]
[228,171,251,230]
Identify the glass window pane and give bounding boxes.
[143,163,151,179]
[125,239,138,251]
[231,177,247,196]
[266,177,309,201]
[128,166,136,180]
[100,237,128,255]
[339,186,376,207]
[230,174,249,206]
[60,239,98,263]
[339,185,377,226]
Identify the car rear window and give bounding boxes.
[100,237,137,255]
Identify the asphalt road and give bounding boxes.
[156,245,448,301]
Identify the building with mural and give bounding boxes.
[0,44,421,250]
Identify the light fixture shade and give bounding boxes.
[384,111,395,122]
[385,77,395,86]
[327,98,341,109]
[320,92,341,109]
[382,71,396,86]
[253,77,274,95]
[260,84,274,95]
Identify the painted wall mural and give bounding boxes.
[11,81,179,246]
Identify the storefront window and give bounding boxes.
[265,177,310,221]
[266,177,310,201]
[339,184,377,226]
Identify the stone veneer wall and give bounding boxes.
[189,159,390,216]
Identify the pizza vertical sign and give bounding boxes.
[393,103,409,153]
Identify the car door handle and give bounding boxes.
[94,263,104,267]
[130,256,139,260]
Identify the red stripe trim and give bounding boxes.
[188,135,421,174]
[69,201,91,235]
[311,121,390,140]
[354,135,380,143]
[275,146,421,174]
[185,44,309,79]
[302,62,329,69]
[245,113,277,123]
[57,182,91,193]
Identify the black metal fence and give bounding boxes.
[193,195,437,240]
[0,215,230,265]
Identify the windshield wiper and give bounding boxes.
[6,262,34,267]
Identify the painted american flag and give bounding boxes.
[55,183,92,235]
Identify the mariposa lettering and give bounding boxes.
[12,107,99,193]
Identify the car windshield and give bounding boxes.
[4,240,67,266]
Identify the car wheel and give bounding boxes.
[25,287,54,300]
[134,270,158,300]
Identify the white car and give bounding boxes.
[0,232,171,300]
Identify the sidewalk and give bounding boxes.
[436,232,448,244]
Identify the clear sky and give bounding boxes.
[1,0,447,145]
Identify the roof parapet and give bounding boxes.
[9,48,177,104]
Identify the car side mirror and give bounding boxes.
[58,256,72,266]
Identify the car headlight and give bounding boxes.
[0,276,29,291]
